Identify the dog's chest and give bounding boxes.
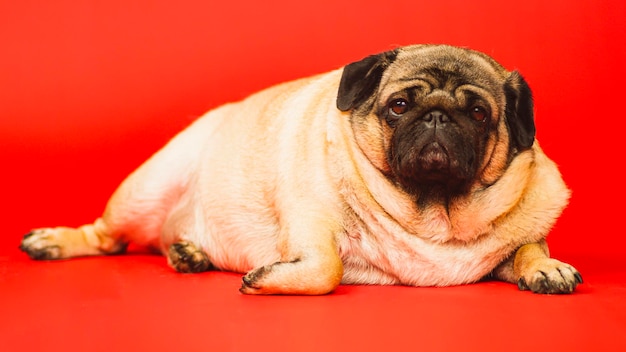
[338,214,512,287]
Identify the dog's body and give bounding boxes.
[20,45,582,294]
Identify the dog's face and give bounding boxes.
[337,45,535,203]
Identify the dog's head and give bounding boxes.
[337,44,535,202]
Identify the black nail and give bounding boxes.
[574,272,583,284]
[517,278,528,290]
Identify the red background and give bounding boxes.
[1,0,625,351]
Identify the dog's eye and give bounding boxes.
[389,99,409,116]
[470,106,488,122]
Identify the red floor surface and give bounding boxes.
[2,1,625,351]
[2,253,625,351]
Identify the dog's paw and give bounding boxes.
[239,258,342,295]
[19,229,64,260]
[240,264,275,294]
[517,258,583,294]
[168,241,212,273]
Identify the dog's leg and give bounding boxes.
[239,247,343,295]
[19,217,126,260]
[492,240,582,294]
[239,217,344,295]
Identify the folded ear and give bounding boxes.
[504,71,536,151]
[336,49,398,111]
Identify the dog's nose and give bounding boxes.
[422,110,451,125]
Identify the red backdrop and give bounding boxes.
[1,1,626,351]
[2,0,624,257]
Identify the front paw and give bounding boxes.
[240,264,275,294]
[239,257,342,295]
[517,258,583,294]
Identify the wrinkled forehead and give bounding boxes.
[380,45,508,96]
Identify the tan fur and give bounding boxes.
[20,45,580,295]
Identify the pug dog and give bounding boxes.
[20,44,582,295]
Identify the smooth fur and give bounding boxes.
[20,44,581,295]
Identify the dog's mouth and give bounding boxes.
[418,142,450,173]
[391,139,469,198]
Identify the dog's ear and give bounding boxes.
[504,71,536,151]
[337,49,398,111]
